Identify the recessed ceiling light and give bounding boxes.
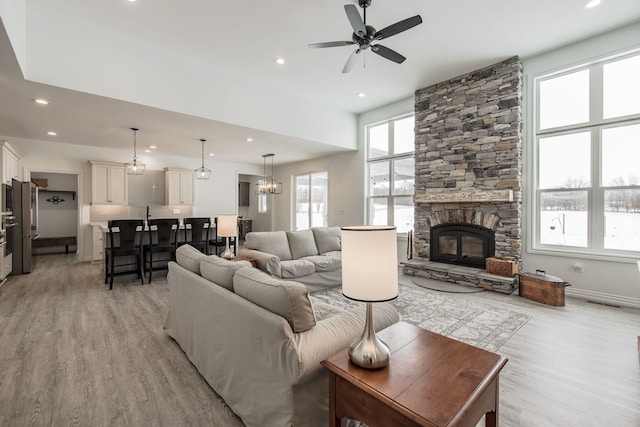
[144,149,151,153]
[209,153,215,157]
[584,0,601,8]
[275,58,285,65]
[47,131,57,136]
[245,137,253,142]
[149,145,157,149]
[128,0,136,3]
[358,92,366,98]
[33,98,49,105]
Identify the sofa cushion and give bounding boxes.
[300,255,341,272]
[245,231,292,261]
[280,259,316,278]
[312,227,341,254]
[200,255,251,291]
[176,244,207,275]
[233,267,316,333]
[286,230,319,259]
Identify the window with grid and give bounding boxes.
[534,51,640,255]
[366,114,415,233]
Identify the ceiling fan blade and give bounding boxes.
[371,44,406,64]
[342,49,362,74]
[374,15,422,40]
[308,41,355,49]
[344,4,366,36]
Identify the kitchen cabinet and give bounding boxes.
[90,161,128,205]
[165,168,194,205]
[1,141,21,185]
[91,224,105,262]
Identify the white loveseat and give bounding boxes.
[237,227,342,291]
[164,244,399,427]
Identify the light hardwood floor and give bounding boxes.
[0,254,638,426]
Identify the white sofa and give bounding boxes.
[237,227,342,291]
[164,244,399,427]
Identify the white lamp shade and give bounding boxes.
[341,226,398,302]
[217,214,238,238]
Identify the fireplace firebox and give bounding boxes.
[430,223,495,268]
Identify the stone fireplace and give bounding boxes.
[402,56,523,293]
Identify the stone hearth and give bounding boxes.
[401,260,517,294]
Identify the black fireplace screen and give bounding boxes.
[430,223,495,268]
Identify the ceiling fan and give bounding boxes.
[308,0,423,73]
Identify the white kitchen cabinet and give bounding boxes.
[1,141,21,185]
[91,224,105,263]
[90,161,128,204]
[165,168,194,205]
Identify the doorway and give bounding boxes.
[30,172,79,255]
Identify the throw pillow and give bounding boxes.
[233,267,316,333]
[175,244,207,275]
[200,255,251,291]
[245,231,293,261]
[286,230,319,259]
[312,227,341,254]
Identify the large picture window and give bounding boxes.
[366,114,415,233]
[534,51,640,255]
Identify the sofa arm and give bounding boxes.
[237,248,282,276]
[292,302,399,382]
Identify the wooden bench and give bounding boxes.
[33,236,77,254]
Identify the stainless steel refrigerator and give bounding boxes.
[11,179,38,274]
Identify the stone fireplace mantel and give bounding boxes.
[414,189,513,204]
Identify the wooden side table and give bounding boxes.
[322,322,508,427]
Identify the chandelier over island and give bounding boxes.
[125,127,145,175]
[255,153,282,195]
[194,138,212,180]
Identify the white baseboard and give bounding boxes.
[566,288,640,309]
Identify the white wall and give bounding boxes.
[522,22,640,307]
[6,136,261,261]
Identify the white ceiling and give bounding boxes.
[1,0,640,165]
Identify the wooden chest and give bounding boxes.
[518,270,570,306]
[486,257,519,277]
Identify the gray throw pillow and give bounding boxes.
[312,227,341,254]
[233,267,316,333]
[176,244,207,275]
[200,255,251,291]
[245,231,293,261]
[286,230,319,259]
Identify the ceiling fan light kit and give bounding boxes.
[308,0,422,73]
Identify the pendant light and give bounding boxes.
[194,138,212,180]
[125,127,145,175]
[255,153,283,195]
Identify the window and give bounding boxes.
[258,194,267,213]
[294,171,328,230]
[366,114,415,233]
[534,51,640,255]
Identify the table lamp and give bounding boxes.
[341,225,398,369]
[217,214,238,259]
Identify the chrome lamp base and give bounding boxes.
[220,239,234,260]
[348,302,390,369]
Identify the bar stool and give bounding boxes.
[105,219,145,290]
[181,217,211,254]
[144,218,179,283]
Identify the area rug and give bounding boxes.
[310,282,530,352]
